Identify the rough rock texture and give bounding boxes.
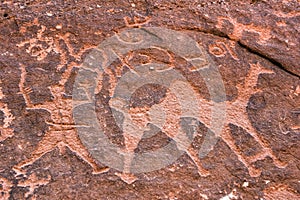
[0,0,299,199]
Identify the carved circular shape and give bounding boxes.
[72,27,226,174]
[208,43,226,57]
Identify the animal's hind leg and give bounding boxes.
[244,125,287,169]
[221,126,263,177]
[65,130,109,174]
[13,131,60,176]
[185,146,210,177]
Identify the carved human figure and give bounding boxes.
[13,64,109,176]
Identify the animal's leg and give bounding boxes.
[66,130,109,174]
[13,131,60,176]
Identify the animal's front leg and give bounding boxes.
[115,114,145,184]
[13,131,60,177]
[65,130,110,175]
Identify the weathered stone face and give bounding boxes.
[0,0,299,199]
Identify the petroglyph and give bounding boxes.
[17,18,55,61]
[16,22,287,185]
[171,62,286,177]
[17,173,51,198]
[208,40,239,60]
[106,60,286,181]
[216,17,272,44]
[111,87,209,183]
[76,25,287,183]
[197,62,285,177]
[0,80,15,143]
[17,18,96,71]
[124,15,151,28]
[218,62,287,177]
[96,51,212,183]
[56,32,96,63]
[13,64,109,177]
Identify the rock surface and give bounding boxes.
[0,0,299,199]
